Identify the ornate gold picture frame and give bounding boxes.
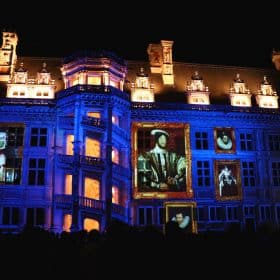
[164,201,197,233]
[214,127,236,153]
[214,160,242,201]
[132,122,192,199]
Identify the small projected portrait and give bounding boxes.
[164,202,197,233]
[214,128,235,153]
[215,160,242,201]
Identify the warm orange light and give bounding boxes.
[85,137,100,158]
[112,186,120,204]
[87,112,101,118]
[84,218,99,231]
[65,174,72,195]
[112,147,119,164]
[63,214,72,232]
[84,177,100,200]
[88,76,101,85]
[66,135,74,155]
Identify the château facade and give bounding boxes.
[1,32,280,232]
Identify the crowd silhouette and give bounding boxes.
[1,221,280,277]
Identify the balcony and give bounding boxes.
[55,194,126,216]
[82,116,106,131]
[57,85,129,101]
[57,154,73,164]
[79,196,104,210]
[80,155,105,168]
[112,203,126,216]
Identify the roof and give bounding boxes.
[9,56,280,104]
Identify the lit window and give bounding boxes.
[112,115,119,125]
[63,214,72,232]
[112,186,120,204]
[84,218,99,231]
[66,135,74,155]
[85,137,100,158]
[87,112,100,118]
[84,177,100,200]
[72,79,79,86]
[112,147,119,164]
[88,76,101,85]
[65,174,72,195]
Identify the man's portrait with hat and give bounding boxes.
[137,126,186,192]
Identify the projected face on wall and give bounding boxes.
[0,125,24,185]
[132,123,192,199]
[165,202,197,233]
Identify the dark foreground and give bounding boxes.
[1,221,279,278]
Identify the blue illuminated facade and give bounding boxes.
[1,33,280,233]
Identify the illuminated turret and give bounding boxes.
[0,31,18,82]
[131,68,154,102]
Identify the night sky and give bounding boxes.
[0,2,279,68]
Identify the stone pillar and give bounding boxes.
[71,99,82,232]
[104,103,113,229]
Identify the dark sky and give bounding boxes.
[0,2,279,68]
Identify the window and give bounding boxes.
[63,214,72,232]
[195,132,208,150]
[272,162,280,186]
[84,218,99,231]
[84,178,100,200]
[112,186,120,204]
[7,127,24,147]
[158,207,164,225]
[30,128,47,147]
[65,174,72,195]
[112,147,119,164]
[112,115,119,125]
[227,206,239,221]
[269,135,280,151]
[26,208,45,226]
[244,206,255,217]
[28,158,45,185]
[197,161,210,187]
[276,206,280,221]
[240,133,253,151]
[259,206,272,221]
[209,207,225,221]
[197,207,208,221]
[137,207,153,225]
[87,112,100,118]
[242,161,256,187]
[66,134,74,155]
[85,137,100,158]
[2,207,19,225]
[88,76,101,85]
